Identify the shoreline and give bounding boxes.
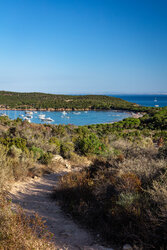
[0,107,144,114]
[0,108,144,123]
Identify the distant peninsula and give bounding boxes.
[0,91,156,112]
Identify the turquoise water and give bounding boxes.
[0,110,131,126]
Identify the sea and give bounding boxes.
[1,95,166,126]
[111,94,167,108]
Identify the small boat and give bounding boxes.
[26,114,33,118]
[38,114,45,119]
[155,105,159,107]
[41,117,54,122]
[154,98,157,102]
[74,112,81,115]
[62,111,67,115]
[24,117,31,122]
[25,111,33,115]
[0,113,8,117]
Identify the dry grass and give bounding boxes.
[0,116,166,249]
[53,142,167,249]
[0,194,55,250]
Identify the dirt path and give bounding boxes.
[9,172,114,250]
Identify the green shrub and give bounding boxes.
[116,192,140,210]
[75,133,106,155]
[49,137,61,153]
[39,152,53,165]
[0,137,27,151]
[60,142,74,158]
[30,146,44,160]
[52,125,67,137]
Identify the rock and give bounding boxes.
[123,244,133,250]
[52,155,64,162]
[64,160,71,169]
[52,155,71,168]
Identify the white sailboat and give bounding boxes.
[41,117,54,122]
[38,114,45,119]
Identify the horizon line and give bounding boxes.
[0,90,167,95]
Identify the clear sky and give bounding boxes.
[0,0,167,94]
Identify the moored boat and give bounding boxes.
[41,117,54,122]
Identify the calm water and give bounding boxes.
[112,94,167,107]
[0,110,131,126]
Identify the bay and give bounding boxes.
[0,110,131,126]
[1,94,166,126]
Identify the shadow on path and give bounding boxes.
[10,173,113,250]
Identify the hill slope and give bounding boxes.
[0,91,152,112]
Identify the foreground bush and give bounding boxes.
[0,195,54,250]
[53,146,167,249]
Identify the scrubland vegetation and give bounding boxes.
[0,196,54,249]
[0,106,166,249]
[54,145,167,249]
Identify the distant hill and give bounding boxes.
[0,91,154,112]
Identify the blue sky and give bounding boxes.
[0,0,167,94]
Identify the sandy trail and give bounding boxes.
[9,172,114,250]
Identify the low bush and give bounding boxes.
[75,133,106,155]
[30,146,44,160]
[0,195,54,249]
[158,145,167,158]
[39,152,53,165]
[8,145,22,158]
[0,137,27,151]
[60,141,74,158]
[49,137,61,154]
[53,147,167,249]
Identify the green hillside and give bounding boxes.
[0,91,155,112]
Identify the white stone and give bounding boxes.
[52,155,64,162]
[123,244,133,250]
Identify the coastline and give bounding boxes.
[0,108,144,125]
[0,107,144,114]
